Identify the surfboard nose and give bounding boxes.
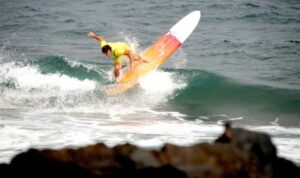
[192,10,201,20]
[170,10,201,43]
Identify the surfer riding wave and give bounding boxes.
[88,32,148,79]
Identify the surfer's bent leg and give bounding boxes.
[114,63,121,78]
[130,51,149,63]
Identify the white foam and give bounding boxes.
[45,70,187,118]
[139,70,186,94]
[173,48,188,69]
[0,62,98,109]
[0,63,96,91]
[118,32,143,54]
[1,108,299,165]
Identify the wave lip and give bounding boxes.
[0,62,96,91]
[0,61,97,109]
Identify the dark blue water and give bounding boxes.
[0,0,299,164]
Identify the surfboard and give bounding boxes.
[105,10,201,95]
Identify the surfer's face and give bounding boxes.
[105,50,112,57]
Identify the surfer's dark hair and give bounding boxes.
[102,45,112,54]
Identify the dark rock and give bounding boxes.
[274,157,300,178]
[215,122,300,178]
[159,143,249,178]
[1,123,299,178]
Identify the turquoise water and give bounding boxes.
[0,0,300,164]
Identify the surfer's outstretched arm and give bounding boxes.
[88,32,104,42]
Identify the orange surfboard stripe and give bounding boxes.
[118,33,181,83]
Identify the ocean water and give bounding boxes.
[1,0,300,164]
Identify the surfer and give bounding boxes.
[88,32,147,79]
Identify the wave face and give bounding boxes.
[1,56,299,126]
[167,69,300,126]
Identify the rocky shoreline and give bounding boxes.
[1,123,299,178]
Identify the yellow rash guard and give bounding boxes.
[100,40,132,64]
